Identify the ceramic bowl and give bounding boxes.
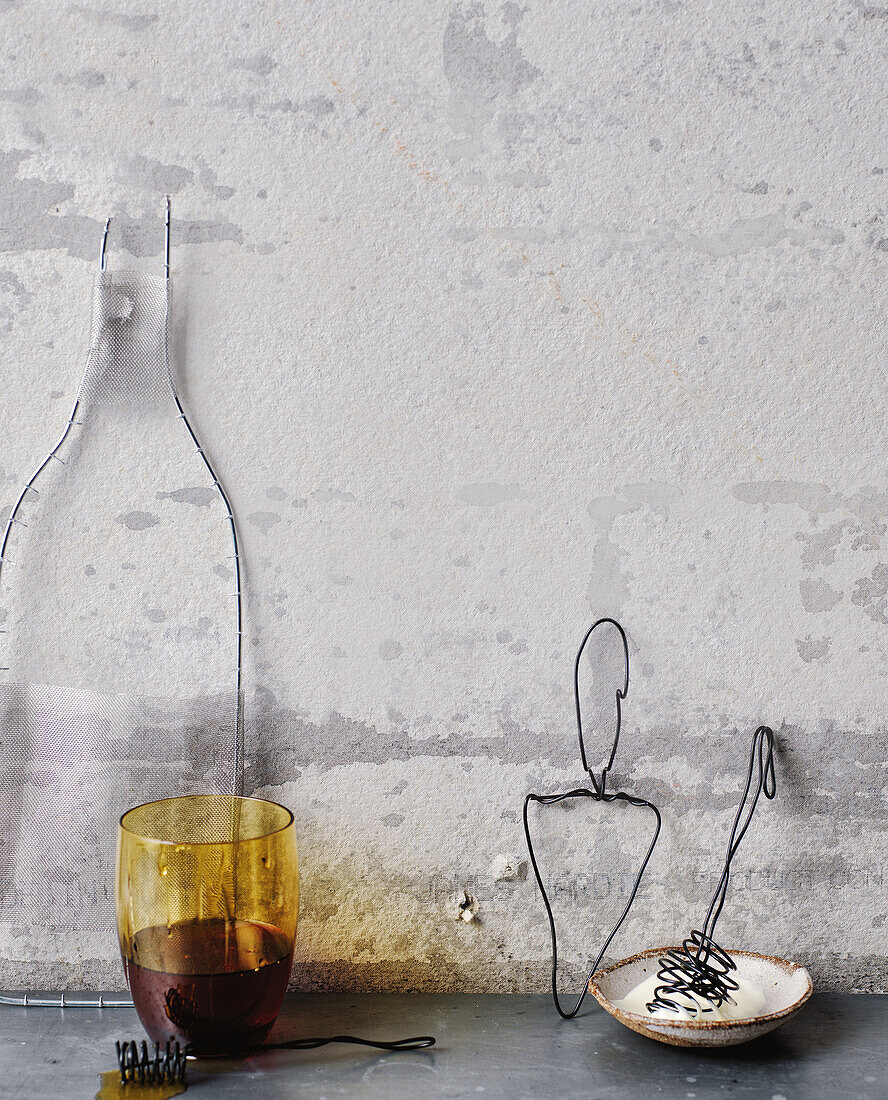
[589,947,813,1047]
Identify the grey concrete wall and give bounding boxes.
[0,1,886,992]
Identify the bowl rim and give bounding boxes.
[588,946,813,1030]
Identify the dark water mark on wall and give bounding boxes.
[156,487,217,507]
[851,563,888,623]
[243,695,882,821]
[122,155,193,195]
[108,211,243,256]
[55,69,106,88]
[585,482,682,621]
[798,522,847,568]
[0,269,31,324]
[277,95,338,118]
[796,635,831,662]
[734,480,840,514]
[513,863,884,905]
[589,211,846,260]
[246,511,281,535]
[232,54,277,77]
[0,86,40,105]
[0,151,244,260]
[194,158,235,200]
[735,480,888,624]
[120,154,235,201]
[857,2,888,20]
[70,7,159,31]
[799,575,842,613]
[0,150,100,260]
[443,4,539,104]
[444,3,540,139]
[116,510,160,530]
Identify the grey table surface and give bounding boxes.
[0,992,885,1099]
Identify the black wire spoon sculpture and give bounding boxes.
[524,618,780,1022]
[646,724,776,1017]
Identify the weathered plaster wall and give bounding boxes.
[0,1,886,992]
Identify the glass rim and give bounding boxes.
[119,794,294,846]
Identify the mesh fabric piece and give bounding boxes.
[79,272,176,409]
[0,683,239,929]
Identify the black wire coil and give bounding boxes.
[116,1039,188,1086]
[113,1031,435,1079]
[523,619,779,1021]
[649,931,738,1015]
[268,1034,436,1051]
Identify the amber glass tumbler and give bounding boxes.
[116,795,298,1055]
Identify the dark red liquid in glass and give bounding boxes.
[123,918,293,1055]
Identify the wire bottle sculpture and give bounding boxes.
[0,201,244,1007]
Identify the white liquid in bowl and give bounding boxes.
[614,972,766,1022]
